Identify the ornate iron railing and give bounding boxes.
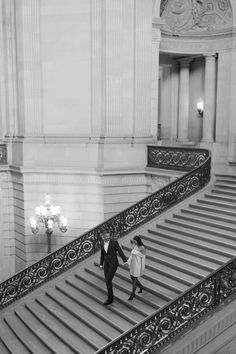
[0,146,211,314]
[96,253,236,354]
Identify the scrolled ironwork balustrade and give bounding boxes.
[0,145,212,351]
[95,257,236,354]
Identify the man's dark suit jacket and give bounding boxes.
[100,239,127,267]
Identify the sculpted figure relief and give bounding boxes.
[160,0,232,34]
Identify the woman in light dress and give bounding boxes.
[127,235,146,301]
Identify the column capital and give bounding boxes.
[152,17,165,27]
[152,20,162,43]
[176,57,193,66]
[204,53,218,60]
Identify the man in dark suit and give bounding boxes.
[100,232,127,305]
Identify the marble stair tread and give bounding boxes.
[65,275,143,324]
[165,218,236,242]
[204,193,236,203]
[43,288,122,339]
[93,260,182,299]
[156,223,236,251]
[144,257,199,286]
[214,179,236,184]
[55,280,134,331]
[189,202,236,217]
[0,317,32,354]
[146,228,236,258]
[115,264,181,299]
[142,238,223,270]
[173,213,236,233]
[119,262,189,293]
[0,339,12,354]
[34,294,113,345]
[84,265,167,309]
[10,304,78,354]
[214,183,236,190]
[211,188,236,196]
[123,244,209,279]
[72,271,148,322]
[180,207,236,226]
[24,300,100,353]
[4,308,52,354]
[196,197,236,209]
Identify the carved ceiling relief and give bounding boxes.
[160,0,233,35]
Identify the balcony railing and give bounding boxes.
[0,146,212,353]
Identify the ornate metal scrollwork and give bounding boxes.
[97,258,236,354]
[0,145,212,354]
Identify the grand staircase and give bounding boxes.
[0,171,236,353]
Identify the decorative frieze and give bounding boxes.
[161,0,233,35]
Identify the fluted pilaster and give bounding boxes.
[201,54,217,143]
[105,0,123,137]
[134,0,152,136]
[1,0,18,139]
[151,20,161,138]
[15,0,43,136]
[91,0,103,137]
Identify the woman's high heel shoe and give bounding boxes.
[138,286,144,293]
[128,293,135,301]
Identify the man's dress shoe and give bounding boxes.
[103,299,113,305]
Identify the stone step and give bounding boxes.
[165,217,236,243]
[143,237,224,270]
[214,183,236,190]
[1,174,236,353]
[204,193,236,203]
[215,174,236,180]
[115,263,181,299]
[12,305,78,354]
[0,317,32,354]
[143,258,197,287]
[156,223,236,252]
[211,187,236,197]
[85,265,168,306]
[146,228,236,260]
[189,202,236,217]
[122,244,208,279]
[49,284,126,334]
[180,207,236,226]
[5,307,52,354]
[73,271,150,321]
[25,300,99,354]
[173,213,236,233]
[0,338,11,354]
[196,197,236,210]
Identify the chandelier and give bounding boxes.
[30,195,67,253]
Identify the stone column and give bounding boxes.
[201,54,217,143]
[177,58,192,143]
